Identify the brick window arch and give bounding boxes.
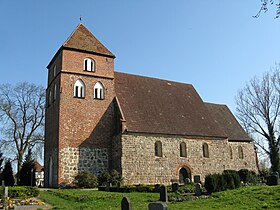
[202,143,209,158]
[84,58,95,72]
[238,146,244,159]
[180,142,187,157]
[155,141,162,157]
[74,79,85,98]
[94,82,104,99]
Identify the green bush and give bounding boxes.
[98,170,123,186]
[74,171,98,188]
[205,170,241,194]
[223,170,240,189]
[238,169,258,184]
[8,186,39,198]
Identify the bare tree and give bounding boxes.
[236,66,280,173]
[0,82,45,182]
[254,0,280,18]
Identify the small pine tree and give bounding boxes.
[18,149,36,186]
[2,160,15,186]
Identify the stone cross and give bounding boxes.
[148,202,168,210]
[159,185,168,202]
[121,197,132,210]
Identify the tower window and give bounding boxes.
[48,90,52,106]
[229,146,233,159]
[84,58,95,72]
[202,143,209,158]
[180,142,187,157]
[53,65,57,77]
[74,79,85,98]
[155,141,162,157]
[53,83,57,101]
[94,82,104,99]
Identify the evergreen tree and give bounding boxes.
[18,149,36,186]
[2,160,14,186]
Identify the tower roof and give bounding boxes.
[63,24,115,58]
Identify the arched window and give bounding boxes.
[229,146,233,159]
[155,141,162,157]
[202,143,209,158]
[94,82,104,99]
[180,142,187,157]
[53,83,57,101]
[74,79,85,98]
[84,58,95,72]
[238,146,244,159]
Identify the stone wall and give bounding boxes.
[59,147,108,185]
[120,133,258,185]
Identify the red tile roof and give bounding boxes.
[205,103,251,142]
[115,72,227,138]
[34,161,44,172]
[63,24,115,58]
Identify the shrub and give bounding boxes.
[223,170,240,189]
[238,169,258,184]
[205,173,219,194]
[98,170,123,186]
[2,160,15,186]
[8,186,39,198]
[74,171,98,188]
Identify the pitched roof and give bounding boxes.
[63,24,115,58]
[205,103,251,142]
[34,161,44,172]
[114,72,226,138]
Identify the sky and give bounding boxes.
[1,0,280,113]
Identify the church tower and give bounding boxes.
[44,24,116,187]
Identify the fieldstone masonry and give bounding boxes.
[60,147,108,183]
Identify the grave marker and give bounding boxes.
[159,185,167,202]
[121,197,132,210]
[148,202,168,210]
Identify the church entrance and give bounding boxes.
[179,167,191,184]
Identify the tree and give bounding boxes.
[236,66,280,173]
[254,0,280,18]
[18,148,36,186]
[0,82,45,182]
[2,160,15,186]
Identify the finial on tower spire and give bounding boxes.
[79,15,82,22]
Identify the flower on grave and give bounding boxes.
[20,200,25,205]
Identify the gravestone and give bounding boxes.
[154,184,161,192]
[171,183,179,192]
[121,197,132,210]
[148,202,168,210]
[159,185,167,202]
[194,183,202,196]
[267,175,279,186]
[194,175,201,183]
[106,181,110,192]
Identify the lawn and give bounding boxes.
[38,185,280,210]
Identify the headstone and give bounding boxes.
[194,175,201,183]
[159,185,167,202]
[171,183,179,192]
[1,180,4,187]
[194,183,202,196]
[148,202,168,210]
[267,175,279,186]
[274,172,279,179]
[117,181,121,189]
[121,197,132,210]
[154,184,161,192]
[106,181,110,192]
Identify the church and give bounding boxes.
[44,24,258,187]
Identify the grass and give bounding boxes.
[38,185,280,210]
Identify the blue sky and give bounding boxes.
[1,0,280,112]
